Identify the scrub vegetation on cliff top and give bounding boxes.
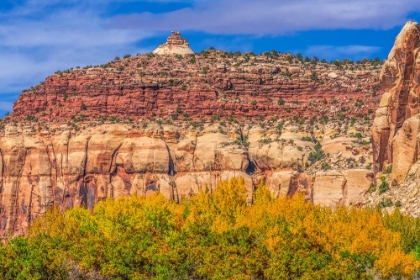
[0,177,419,279]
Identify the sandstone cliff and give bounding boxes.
[369,21,420,214]
[0,116,375,237]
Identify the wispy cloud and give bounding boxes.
[0,0,154,113]
[110,0,420,35]
[304,45,381,60]
[0,0,418,115]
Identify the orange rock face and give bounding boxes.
[372,21,420,184]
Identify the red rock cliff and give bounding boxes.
[12,51,380,122]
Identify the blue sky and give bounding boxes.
[0,0,419,115]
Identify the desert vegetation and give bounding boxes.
[0,177,419,279]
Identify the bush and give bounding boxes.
[210,113,221,122]
[383,164,392,174]
[368,182,376,193]
[234,136,249,147]
[277,98,285,106]
[379,177,390,195]
[354,132,363,139]
[1,178,418,279]
[301,136,313,142]
[321,162,331,171]
[378,199,393,208]
[310,71,318,80]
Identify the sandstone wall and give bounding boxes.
[0,120,373,237]
[372,21,420,185]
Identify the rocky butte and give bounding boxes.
[153,31,195,55]
[0,31,385,236]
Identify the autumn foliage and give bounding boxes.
[0,177,419,279]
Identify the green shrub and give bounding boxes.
[378,177,389,195]
[277,98,285,106]
[378,199,393,208]
[321,162,331,171]
[383,164,392,174]
[354,133,363,139]
[368,182,376,193]
[301,137,313,142]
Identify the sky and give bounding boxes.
[0,0,419,115]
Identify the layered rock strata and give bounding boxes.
[12,50,380,122]
[0,118,374,237]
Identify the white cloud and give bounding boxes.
[110,0,420,34]
[0,0,418,114]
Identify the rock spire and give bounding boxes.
[153,31,194,55]
[372,21,420,184]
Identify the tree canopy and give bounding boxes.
[0,177,419,279]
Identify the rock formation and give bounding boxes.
[0,36,384,236]
[372,21,420,184]
[153,31,194,55]
[369,21,420,214]
[11,49,380,122]
[0,116,377,237]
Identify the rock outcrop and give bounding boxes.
[372,21,420,184]
[153,31,194,55]
[369,21,420,215]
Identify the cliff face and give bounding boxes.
[368,21,420,214]
[0,118,375,237]
[11,51,380,122]
[0,45,383,236]
[372,21,420,184]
